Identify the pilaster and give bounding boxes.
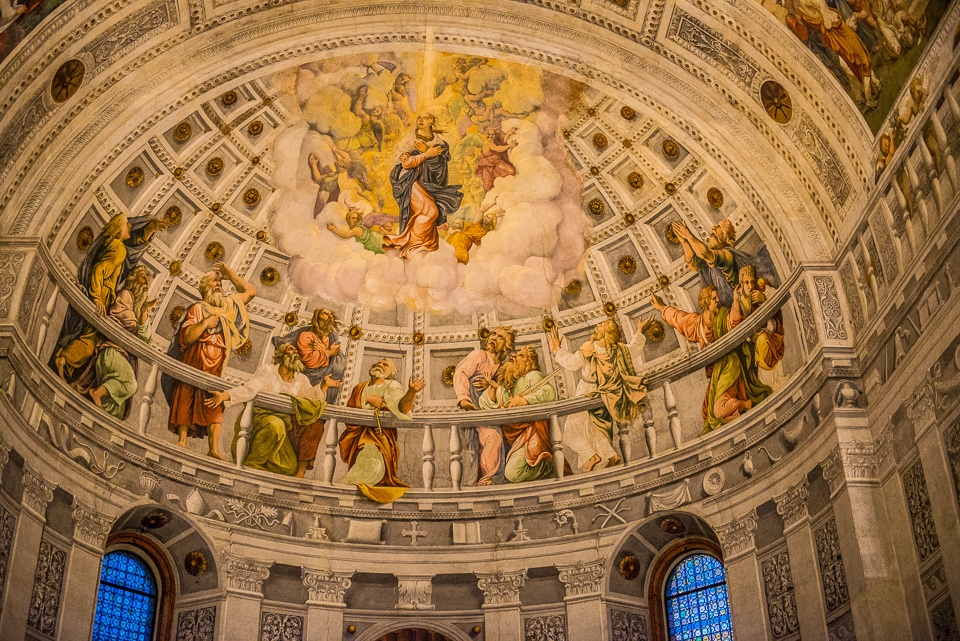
[557,560,606,641]
[775,480,828,640]
[219,552,272,641]
[716,510,769,641]
[476,570,526,641]
[58,500,111,641]
[302,569,353,641]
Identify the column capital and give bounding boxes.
[222,552,272,596]
[775,481,810,532]
[71,499,111,552]
[0,439,10,478]
[556,559,604,600]
[820,438,888,495]
[301,568,353,606]
[20,463,56,520]
[716,511,757,560]
[476,569,526,607]
[396,576,435,611]
[905,379,937,436]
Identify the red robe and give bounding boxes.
[167,302,227,437]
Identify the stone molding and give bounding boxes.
[905,379,937,436]
[221,552,272,595]
[774,481,810,532]
[20,463,56,520]
[396,576,435,611]
[820,437,889,494]
[716,511,757,560]
[71,499,111,551]
[0,439,10,478]
[556,559,604,599]
[301,569,353,606]
[476,569,527,607]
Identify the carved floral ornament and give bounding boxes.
[222,552,272,594]
[716,511,757,559]
[476,569,526,606]
[557,560,605,597]
[774,482,809,530]
[71,500,111,550]
[21,464,56,517]
[302,569,353,605]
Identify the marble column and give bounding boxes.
[59,500,111,641]
[775,480,828,640]
[717,510,770,641]
[0,463,55,640]
[219,552,272,641]
[476,570,526,641]
[302,569,353,641]
[557,560,606,641]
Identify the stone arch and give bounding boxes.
[353,620,473,641]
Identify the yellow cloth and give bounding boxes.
[200,293,250,367]
[357,484,409,503]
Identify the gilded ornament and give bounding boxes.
[255,230,268,242]
[603,302,617,315]
[173,167,184,179]
[619,555,640,580]
[173,122,192,142]
[251,156,261,165]
[262,97,273,106]
[412,331,425,346]
[541,317,556,331]
[51,59,84,103]
[658,275,670,288]
[260,266,279,286]
[664,226,680,244]
[617,255,637,275]
[221,125,232,136]
[477,326,490,340]
[283,311,298,326]
[586,107,597,116]
[441,365,456,387]
[126,166,144,188]
[624,213,636,225]
[140,511,170,528]
[472,626,482,635]
[760,80,792,124]
[206,157,224,176]
[660,517,686,534]
[169,260,182,276]
[204,241,224,261]
[221,90,238,106]
[664,182,677,195]
[588,198,605,217]
[349,325,363,340]
[627,172,644,189]
[184,550,208,576]
[235,339,252,356]
[593,132,608,150]
[169,305,185,328]
[347,626,357,634]
[643,319,665,342]
[707,187,724,209]
[620,105,636,120]
[564,280,582,295]
[162,205,182,228]
[562,129,570,139]
[247,120,264,136]
[662,139,680,158]
[210,202,222,214]
[76,226,94,251]
[589,166,600,175]
[242,188,261,207]
[622,138,632,148]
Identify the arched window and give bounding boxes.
[91,550,159,641]
[664,553,733,641]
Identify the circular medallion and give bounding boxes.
[260,266,280,287]
[662,139,680,158]
[664,226,681,244]
[76,226,94,251]
[760,80,792,124]
[347,626,357,634]
[658,275,670,288]
[472,626,482,635]
[184,551,208,576]
[620,105,636,120]
[587,198,605,217]
[234,339,252,356]
[707,187,724,209]
[644,319,666,342]
[173,122,192,142]
[593,132,608,150]
[617,255,637,275]
[619,555,640,580]
[206,157,224,176]
[622,138,632,148]
[349,324,363,340]
[702,467,726,496]
[586,107,597,116]
[163,206,182,228]
[255,230,268,242]
[477,326,490,340]
[412,331,426,346]
[589,166,600,176]
[210,202,222,214]
[664,182,677,195]
[627,172,644,189]
[562,129,570,139]
[247,120,264,136]
[169,305,185,328]
[564,280,582,296]
[221,125,232,136]
[140,510,170,529]
[51,59,84,103]
[283,311,298,326]
[221,90,238,106]
[541,317,556,331]
[204,241,224,261]
[242,188,261,207]
[173,167,185,179]
[126,166,144,188]
[660,517,686,534]
[169,261,182,276]
[251,156,261,165]
[441,365,456,387]
[624,213,636,225]
[603,302,617,316]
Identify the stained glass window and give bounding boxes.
[91,550,158,641]
[665,553,734,641]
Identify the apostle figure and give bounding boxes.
[274,307,345,403]
[478,347,558,483]
[735,265,784,377]
[454,326,514,485]
[382,112,463,258]
[651,284,773,434]
[205,343,339,477]
[340,358,424,503]
[163,262,256,460]
[548,318,649,472]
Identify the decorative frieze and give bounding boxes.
[814,517,849,614]
[21,464,56,519]
[0,504,14,602]
[557,559,604,598]
[716,511,757,559]
[813,275,848,341]
[793,281,820,355]
[27,539,67,636]
[944,422,960,516]
[774,482,809,530]
[259,612,304,641]
[826,610,855,641]
[222,552,272,595]
[930,598,960,641]
[71,499,111,551]
[902,460,940,562]
[396,576,434,610]
[761,550,800,639]
[524,613,566,641]
[476,569,527,607]
[301,569,353,605]
[176,606,216,641]
[611,610,647,641]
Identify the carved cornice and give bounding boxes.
[222,552,272,595]
[476,569,527,607]
[716,511,757,560]
[71,499,111,551]
[20,463,56,519]
[301,569,353,606]
[556,560,604,599]
[774,481,809,531]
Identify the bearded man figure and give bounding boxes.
[276,307,344,403]
[340,358,425,503]
[205,343,340,477]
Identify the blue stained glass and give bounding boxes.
[91,551,158,641]
[665,554,734,641]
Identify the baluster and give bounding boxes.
[421,423,435,491]
[234,401,254,469]
[641,401,656,458]
[617,420,631,465]
[549,414,565,480]
[662,380,682,449]
[137,364,159,435]
[36,284,60,353]
[449,423,462,491]
[321,418,338,485]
